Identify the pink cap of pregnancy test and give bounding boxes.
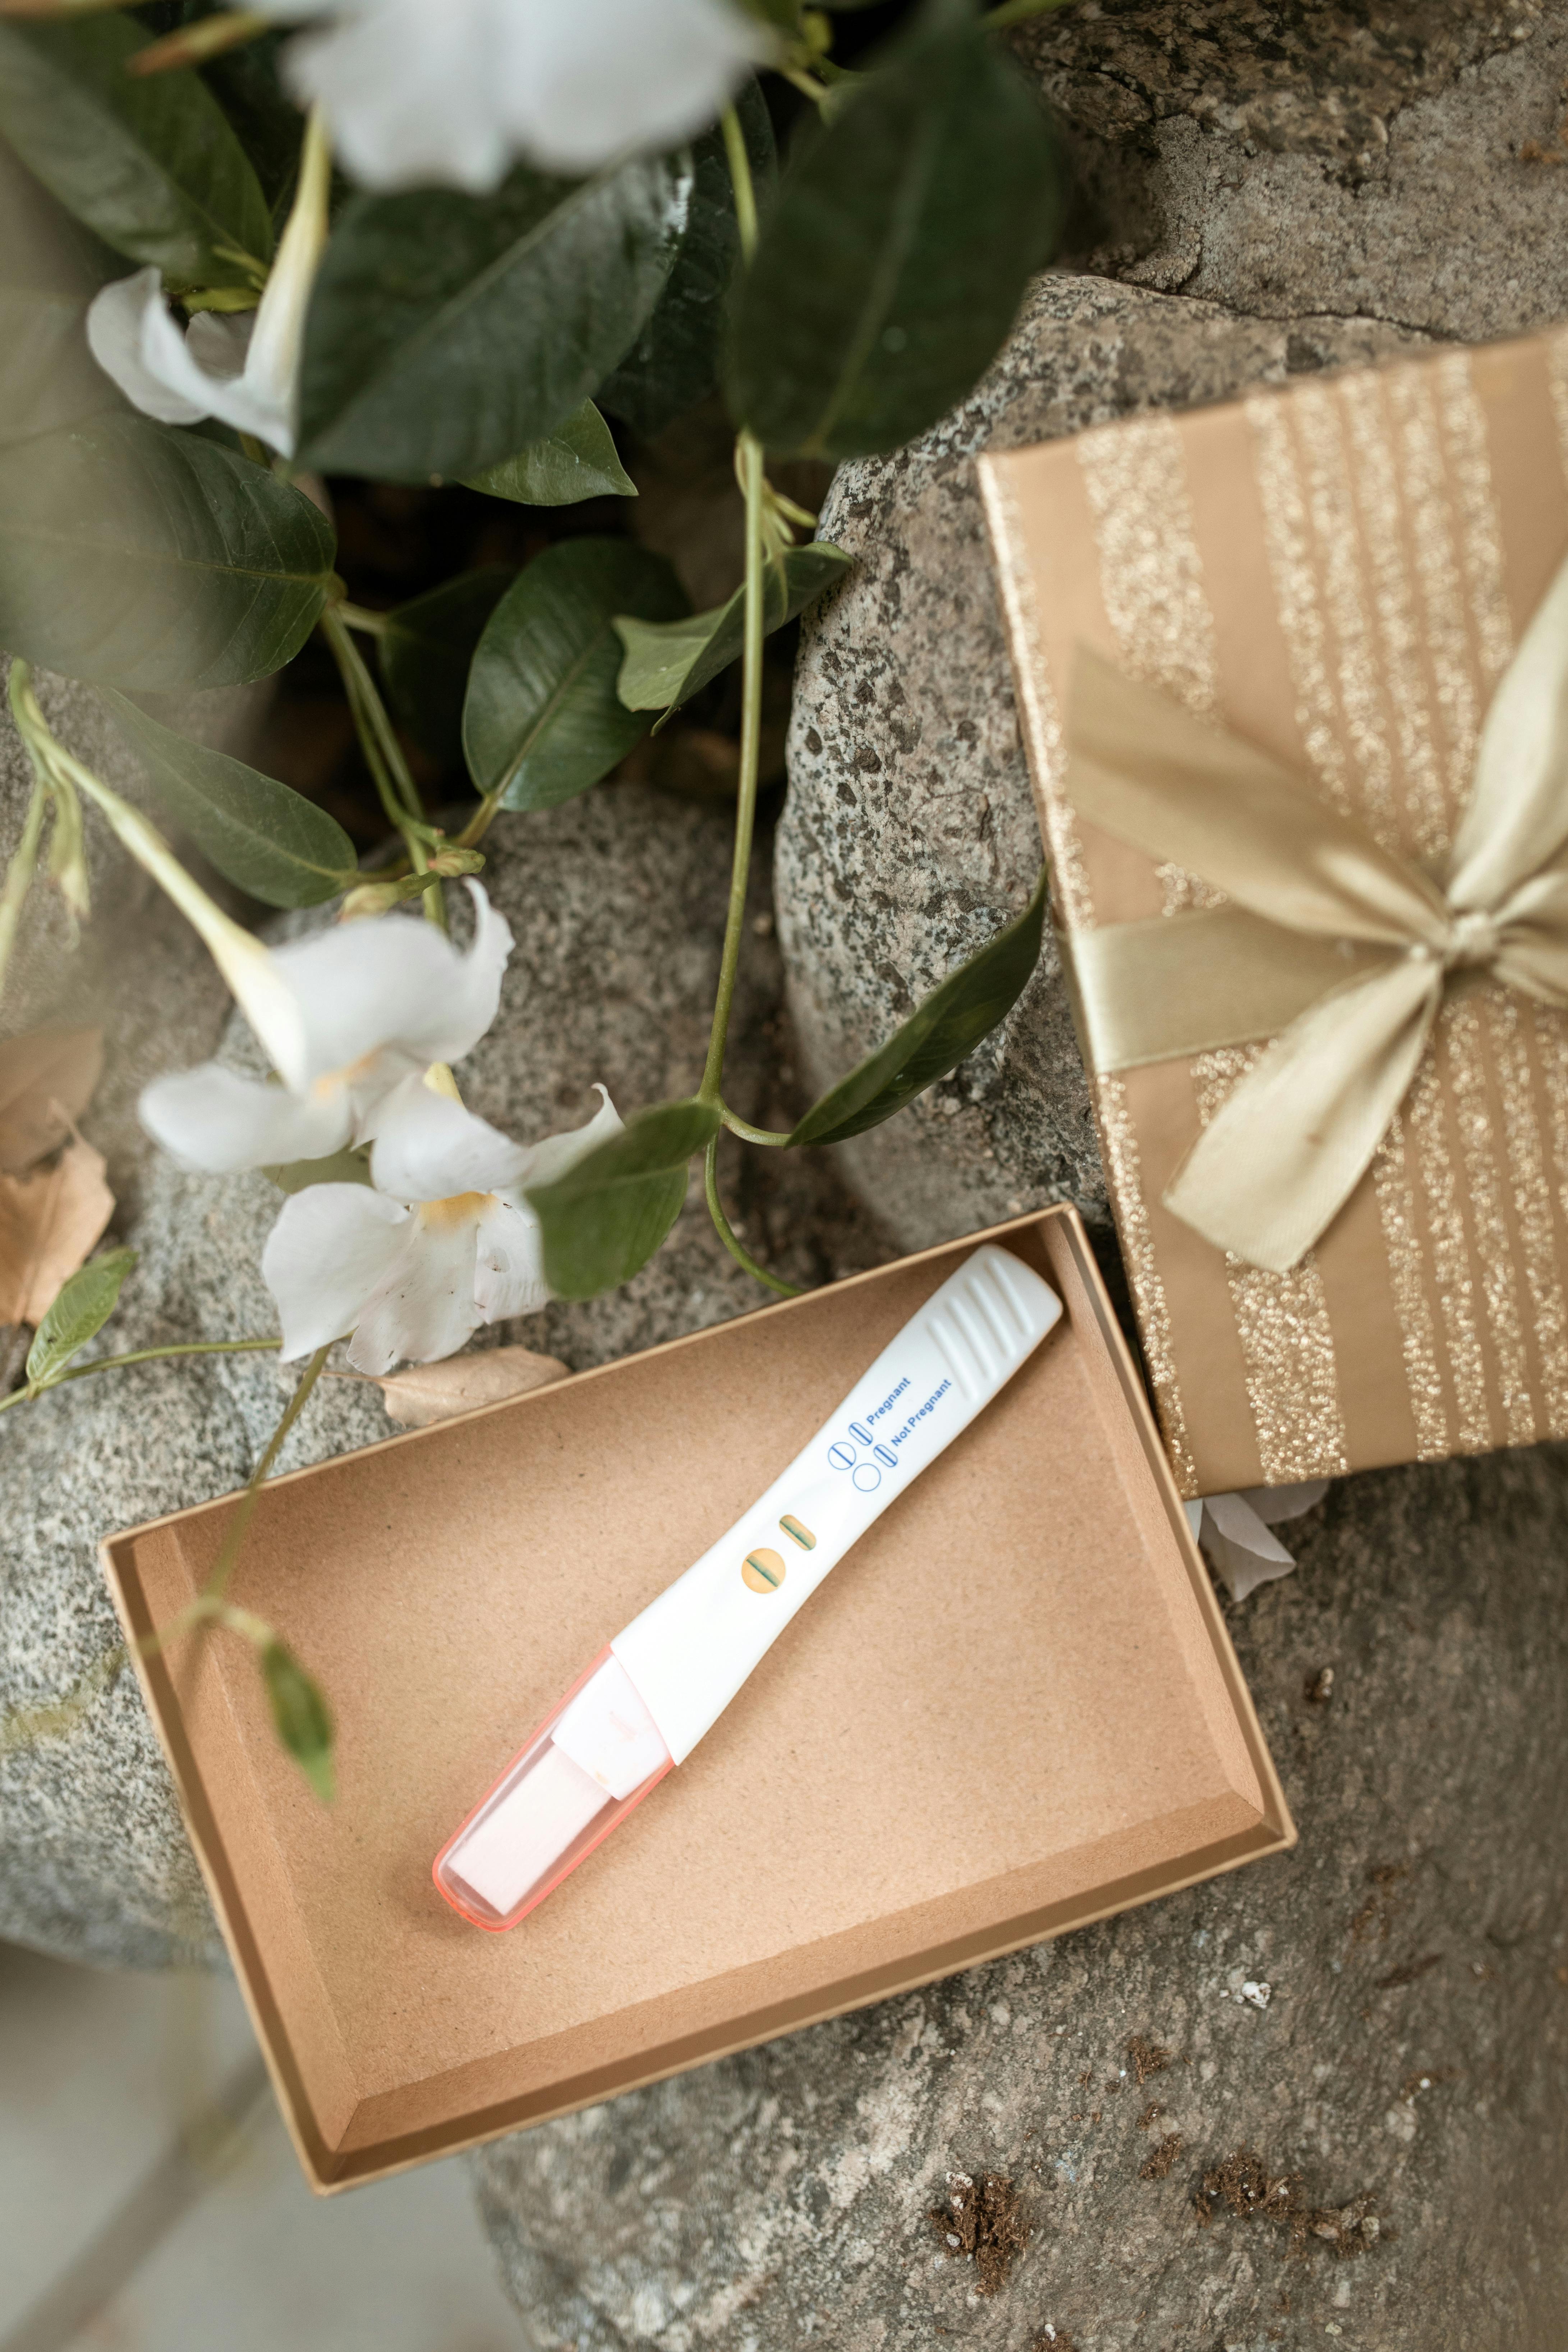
[433,1647,674,1932]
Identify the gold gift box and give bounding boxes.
[981,328,1568,1497]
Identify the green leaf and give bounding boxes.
[724,11,1064,459]
[789,869,1047,1146]
[261,1639,335,1803]
[0,414,336,691]
[0,16,271,288]
[463,538,688,813]
[615,541,851,715]
[598,86,776,439]
[298,153,691,482]
[527,1099,717,1301]
[261,1146,374,1196]
[101,690,357,908]
[0,146,125,448]
[460,401,635,506]
[25,1246,136,1387]
[377,566,514,770]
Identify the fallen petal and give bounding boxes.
[0,1028,103,1175]
[0,1139,116,1327]
[372,1343,569,1427]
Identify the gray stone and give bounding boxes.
[0,784,884,1969]
[474,1446,1568,2351]
[1021,2,1568,338]
[775,274,1417,1253]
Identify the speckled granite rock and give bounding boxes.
[1021,1,1568,335]
[0,785,886,1968]
[475,1446,1568,2352]
[775,274,1417,1252]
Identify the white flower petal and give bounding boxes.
[270,883,514,1095]
[184,309,296,454]
[140,1062,353,1173]
[473,1194,549,1323]
[282,0,522,193]
[184,310,251,386]
[274,0,763,191]
[86,269,209,426]
[514,1085,622,1189]
[261,1183,409,1358]
[348,1198,485,1371]
[507,0,765,175]
[367,1073,527,1201]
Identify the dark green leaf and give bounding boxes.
[615,541,851,714]
[0,415,336,691]
[262,1146,374,1195]
[201,30,305,219]
[25,1246,136,1386]
[0,16,271,288]
[527,1099,717,1300]
[598,86,776,439]
[298,153,690,482]
[377,566,513,770]
[789,869,1047,1146]
[261,1638,335,1802]
[101,690,357,908]
[725,13,1064,459]
[460,402,635,506]
[0,145,125,448]
[463,538,688,813]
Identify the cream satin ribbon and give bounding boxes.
[1062,551,1568,1274]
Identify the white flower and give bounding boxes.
[141,882,515,1178]
[260,1081,621,1370]
[253,0,768,192]
[86,111,330,454]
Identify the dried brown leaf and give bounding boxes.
[374,1345,570,1428]
[0,1028,104,1174]
[0,1138,115,1325]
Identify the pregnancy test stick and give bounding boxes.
[433,1243,1062,1931]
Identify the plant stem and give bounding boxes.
[699,429,766,1104]
[720,1102,792,1147]
[0,1336,283,1418]
[780,65,829,105]
[721,103,759,264]
[454,791,502,850]
[704,1134,800,1298]
[205,1343,330,1606]
[320,606,447,933]
[334,603,390,638]
[321,607,423,822]
[0,774,47,1010]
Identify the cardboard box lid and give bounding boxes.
[102,1209,1292,2192]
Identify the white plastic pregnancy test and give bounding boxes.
[433,1243,1062,1931]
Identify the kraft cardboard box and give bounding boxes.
[102,1207,1292,2193]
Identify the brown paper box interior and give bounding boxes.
[981,329,1568,1498]
[102,1210,1291,2193]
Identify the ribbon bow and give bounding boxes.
[1063,554,1568,1274]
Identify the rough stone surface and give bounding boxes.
[475,1449,1568,2351]
[1023,3,1568,335]
[776,274,1417,1252]
[0,785,887,1969]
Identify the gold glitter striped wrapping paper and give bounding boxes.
[979,329,1568,1498]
